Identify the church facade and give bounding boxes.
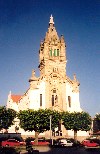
[7,15,81,113]
[7,15,89,138]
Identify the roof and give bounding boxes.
[11,95,22,103]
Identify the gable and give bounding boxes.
[11,95,22,103]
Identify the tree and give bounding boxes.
[94,113,100,132]
[61,111,92,141]
[18,109,61,143]
[0,106,17,131]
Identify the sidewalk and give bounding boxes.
[20,149,39,154]
[20,145,51,154]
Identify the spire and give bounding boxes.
[9,91,11,95]
[49,14,54,25]
[29,69,38,82]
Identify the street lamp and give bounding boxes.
[50,115,52,144]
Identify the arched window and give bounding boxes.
[50,49,52,56]
[52,95,54,106]
[52,89,58,106]
[40,94,42,107]
[54,49,56,56]
[68,96,71,107]
[57,49,59,56]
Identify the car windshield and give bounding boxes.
[67,140,71,143]
[8,139,17,142]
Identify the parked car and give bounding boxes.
[81,139,99,147]
[31,138,50,145]
[68,138,82,147]
[10,137,26,146]
[54,138,73,147]
[19,140,26,146]
[1,139,25,147]
[90,139,100,146]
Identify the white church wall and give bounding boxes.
[71,92,82,112]
[38,80,46,109]
[29,89,39,110]
[68,130,90,139]
[66,82,81,112]
[7,99,19,112]
[18,93,29,111]
[66,82,74,111]
[11,103,19,112]
[25,80,46,110]
[66,82,72,98]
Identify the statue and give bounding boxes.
[49,14,54,24]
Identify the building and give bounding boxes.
[7,15,89,139]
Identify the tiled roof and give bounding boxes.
[11,95,22,103]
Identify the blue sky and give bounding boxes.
[0,0,100,117]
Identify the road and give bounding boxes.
[1,145,100,154]
[46,147,100,154]
[21,147,100,154]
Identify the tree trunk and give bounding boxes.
[74,130,77,142]
[35,131,39,145]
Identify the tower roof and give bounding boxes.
[44,15,59,42]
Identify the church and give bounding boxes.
[6,15,88,139]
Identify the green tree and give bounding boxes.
[94,113,100,131]
[18,109,61,143]
[0,106,17,131]
[62,111,92,141]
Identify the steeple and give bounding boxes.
[45,14,59,43]
[38,15,67,77]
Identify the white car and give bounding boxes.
[58,139,73,147]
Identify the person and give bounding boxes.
[25,139,39,154]
[26,140,33,154]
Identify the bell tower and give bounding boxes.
[38,15,67,78]
[38,15,67,111]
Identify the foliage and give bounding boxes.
[18,109,61,133]
[94,113,100,131]
[61,111,92,140]
[62,111,92,131]
[0,106,17,130]
[95,113,100,120]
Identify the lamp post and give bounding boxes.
[50,115,52,144]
